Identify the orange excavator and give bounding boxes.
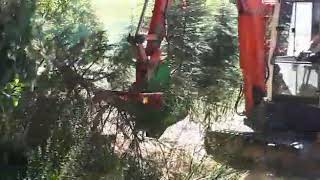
[206,0,320,177]
[109,0,320,177]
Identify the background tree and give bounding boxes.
[166,0,240,123]
[0,0,36,112]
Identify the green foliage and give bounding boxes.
[122,156,162,180]
[108,39,135,90]
[0,0,116,179]
[167,0,209,78]
[197,2,240,103]
[22,94,89,179]
[59,133,121,179]
[207,164,243,180]
[0,77,24,112]
[0,0,243,179]
[0,0,36,99]
[166,0,240,123]
[35,0,97,45]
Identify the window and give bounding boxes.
[287,2,313,56]
[273,57,320,98]
[275,0,319,56]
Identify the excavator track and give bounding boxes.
[204,130,320,178]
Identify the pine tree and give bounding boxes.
[198,2,240,103]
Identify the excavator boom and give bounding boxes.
[206,0,320,177]
[237,0,275,114]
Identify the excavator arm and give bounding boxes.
[112,0,175,109]
[237,0,275,114]
[206,1,320,177]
